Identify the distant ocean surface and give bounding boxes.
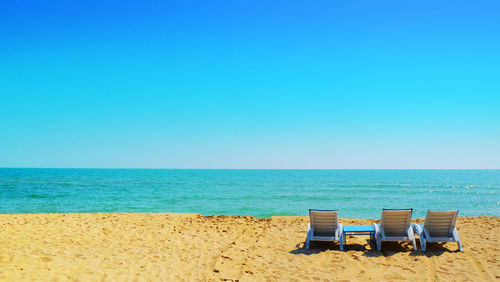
[0,169,498,218]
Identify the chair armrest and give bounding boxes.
[306,223,312,241]
[407,226,416,240]
[411,223,423,236]
[452,227,460,241]
[373,223,385,239]
[423,227,432,240]
[336,223,343,239]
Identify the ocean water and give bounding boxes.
[0,168,498,218]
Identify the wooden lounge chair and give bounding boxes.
[373,209,417,251]
[411,210,463,252]
[305,209,343,250]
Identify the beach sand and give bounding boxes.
[0,214,498,281]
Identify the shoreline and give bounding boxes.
[1,213,498,280]
[0,213,500,223]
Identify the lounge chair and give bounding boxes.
[411,210,463,252]
[305,209,343,250]
[373,209,417,251]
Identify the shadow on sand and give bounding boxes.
[289,241,343,256]
[290,239,460,257]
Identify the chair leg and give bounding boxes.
[305,236,310,249]
[377,238,382,251]
[458,240,463,252]
[421,238,426,252]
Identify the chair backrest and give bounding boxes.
[309,209,338,237]
[380,209,413,236]
[423,210,459,237]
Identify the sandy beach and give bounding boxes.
[0,213,498,281]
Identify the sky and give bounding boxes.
[0,0,499,169]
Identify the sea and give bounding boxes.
[0,168,498,218]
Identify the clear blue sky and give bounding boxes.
[1,0,499,169]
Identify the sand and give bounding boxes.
[0,213,498,281]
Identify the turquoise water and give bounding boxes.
[0,169,498,218]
